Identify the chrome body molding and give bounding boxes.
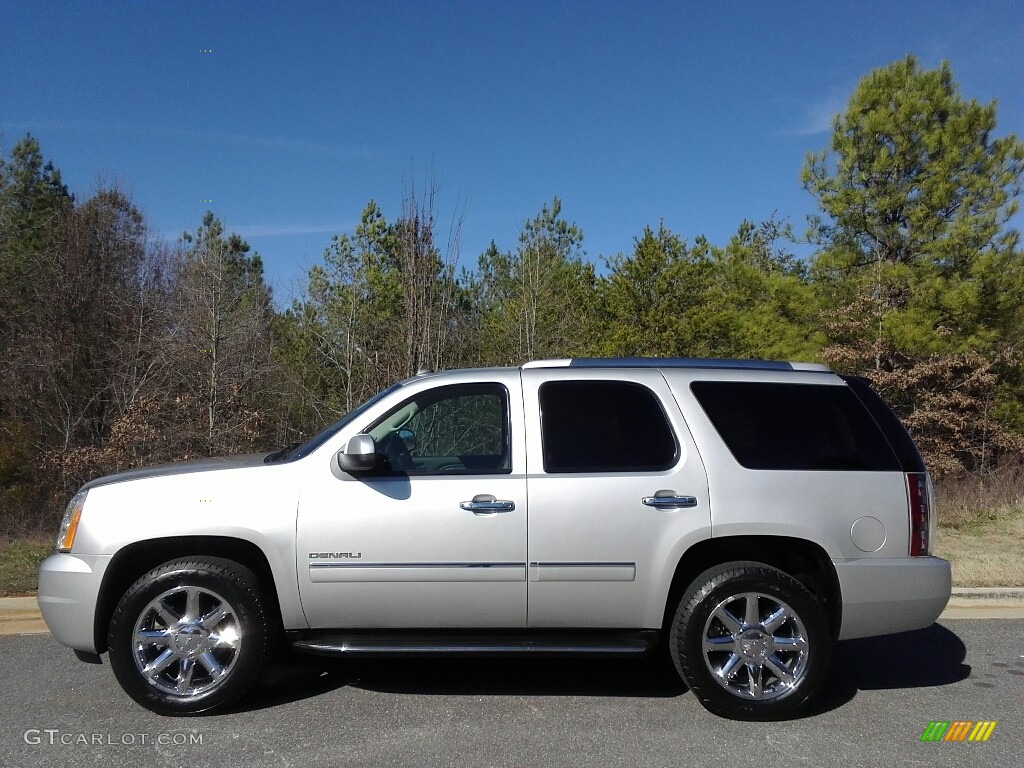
[308,562,527,583]
[528,562,637,582]
[307,561,639,584]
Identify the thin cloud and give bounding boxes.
[232,223,355,237]
[0,119,382,161]
[194,131,382,162]
[789,94,847,136]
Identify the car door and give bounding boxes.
[522,368,711,629]
[296,371,528,629]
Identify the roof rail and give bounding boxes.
[521,357,831,372]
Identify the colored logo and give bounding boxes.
[920,721,996,742]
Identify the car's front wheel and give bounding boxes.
[669,561,832,720]
[108,557,271,715]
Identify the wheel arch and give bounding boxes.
[662,536,842,638]
[94,536,283,654]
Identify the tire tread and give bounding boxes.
[107,556,270,715]
[669,560,830,721]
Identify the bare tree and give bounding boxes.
[395,178,462,375]
[172,213,275,456]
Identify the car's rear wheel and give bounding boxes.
[669,561,831,720]
[108,557,270,715]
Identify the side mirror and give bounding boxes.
[337,434,377,473]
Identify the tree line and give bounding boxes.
[2,55,1022,535]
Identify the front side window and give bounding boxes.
[539,380,678,473]
[367,383,510,475]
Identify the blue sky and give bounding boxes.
[2,1,1022,303]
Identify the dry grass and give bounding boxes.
[933,463,1024,587]
[933,461,1024,530]
[0,537,52,596]
[934,511,1024,587]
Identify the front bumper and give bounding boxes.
[37,553,112,653]
[834,556,951,640]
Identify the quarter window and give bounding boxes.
[539,380,678,473]
[690,381,900,471]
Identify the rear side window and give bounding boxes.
[539,380,678,473]
[842,375,925,472]
[690,381,900,471]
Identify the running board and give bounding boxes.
[289,629,660,657]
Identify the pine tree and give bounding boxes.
[804,56,1024,472]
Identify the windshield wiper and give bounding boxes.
[264,441,302,463]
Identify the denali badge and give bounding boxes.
[309,552,362,559]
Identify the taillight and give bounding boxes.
[907,472,931,556]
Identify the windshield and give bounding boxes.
[265,382,405,463]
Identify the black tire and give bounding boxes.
[108,557,271,715]
[669,561,832,720]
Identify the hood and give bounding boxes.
[80,453,272,492]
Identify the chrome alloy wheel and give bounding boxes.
[701,591,809,700]
[131,585,242,698]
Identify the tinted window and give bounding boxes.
[540,380,678,473]
[690,381,900,471]
[368,383,510,475]
[842,375,925,472]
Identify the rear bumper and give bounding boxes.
[834,556,951,640]
[37,553,111,653]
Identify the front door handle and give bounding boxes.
[460,494,516,514]
[642,491,698,508]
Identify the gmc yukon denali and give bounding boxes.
[38,358,951,719]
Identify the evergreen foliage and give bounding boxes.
[1,56,1022,534]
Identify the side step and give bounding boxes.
[289,629,660,657]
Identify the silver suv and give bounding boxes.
[39,358,951,719]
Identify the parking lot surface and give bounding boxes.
[0,620,1020,768]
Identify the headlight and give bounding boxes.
[56,490,88,552]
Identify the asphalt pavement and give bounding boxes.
[0,620,1021,768]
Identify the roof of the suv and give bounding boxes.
[521,358,831,372]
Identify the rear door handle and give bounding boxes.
[460,494,516,514]
[642,492,698,508]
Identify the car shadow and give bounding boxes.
[803,623,971,717]
[236,623,971,716]
[236,647,686,712]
